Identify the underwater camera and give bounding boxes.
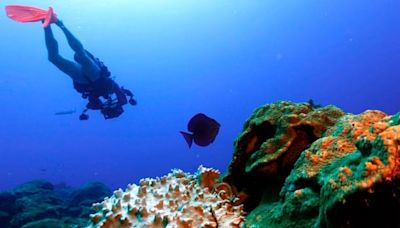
[121,87,137,106]
[101,103,124,119]
[129,97,137,106]
[79,109,89,120]
[79,113,89,120]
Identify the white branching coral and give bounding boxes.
[88,166,245,228]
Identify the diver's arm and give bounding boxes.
[44,26,82,80]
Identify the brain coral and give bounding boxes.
[247,109,400,227]
[88,166,245,228]
[224,101,345,210]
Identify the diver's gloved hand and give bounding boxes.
[129,98,137,106]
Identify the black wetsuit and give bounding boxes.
[73,56,135,119]
[73,76,127,110]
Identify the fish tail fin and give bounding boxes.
[180,131,193,148]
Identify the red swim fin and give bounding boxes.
[43,7,58,28]
[180,131,193,148]
[5,5,58,28]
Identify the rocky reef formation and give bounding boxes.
[6,101,398,227]
[224,101,345,210]
[0,180,111,228]
[88,166,245,228]
[223,101,400,227]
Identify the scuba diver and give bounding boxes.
[45,17,136,120]
[6,5,136,120]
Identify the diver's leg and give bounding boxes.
[44,25,60,61]
[56,21,85,55]
[44,25,83,81]
[56,21,101,82]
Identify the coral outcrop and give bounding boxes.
[230,101,400,227]
[88,166,245,228]
[271,110,400,227]
[224,101,345,210]
[8,100,400,227]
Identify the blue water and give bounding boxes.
[0,0,399,191]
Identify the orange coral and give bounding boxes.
[239,102,400,227]
[279,109,400,227]
[225,101,345,209]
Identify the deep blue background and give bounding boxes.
[0,0,399,191]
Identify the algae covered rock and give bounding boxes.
[67,182,111,219]
[13,180,54,197]
[69,182,111,207]
[0,180,111,228]
[20,218,73,228]
[9,180,64,227]
[224,101,345,210]
[0,192,17,212]
[245,107,400,227]
[0,192,17,224]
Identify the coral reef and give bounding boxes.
[273,110,400,227]
[228,101,400,227]
[224,101,345,210]
[6,101,399,227]
[0,180,111,228]
[88,166,245,228]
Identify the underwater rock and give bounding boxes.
[224,101,345,210]
[0,192,17,214]
[0,180,111,227]
[9,206,64,228]
[0,192,17,226]
[69,182,111,207]
[88,166,245,228]
[8,180,65,227]
[3,101,398,227]
[13,180,54,197]
[0,210,13,227]
[67,182,111,219]
[15,193,63,212]
[20,218,70,228]
[245,108,400,227]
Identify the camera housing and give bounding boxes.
[101,104,124,119]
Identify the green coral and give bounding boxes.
[240,103,400,227]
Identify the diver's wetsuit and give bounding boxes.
[73,61,135,119]
[74,76,127,110]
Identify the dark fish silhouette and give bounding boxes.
[180,113,220,148]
